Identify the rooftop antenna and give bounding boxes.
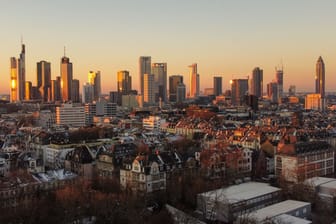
[64,46,66,57]
[20,35,23,45]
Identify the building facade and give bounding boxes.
[213,76,222,96]
[139,56,151,96]
[61,56,73,102]
[37,60,51,102]
[56,103,85,128]
[152,63,167,102]
[169,75,183,102]
[189,63,199,98]
[249,67,263,98]
[231,79,248,106]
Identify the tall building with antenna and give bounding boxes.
[61,47,73,102]
[315,56,325,110]
[18,42,26,101]
[315,56,325,98]
[275,66,283,102]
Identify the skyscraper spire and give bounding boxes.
[64,46,66,57]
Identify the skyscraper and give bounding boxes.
[61,56,73,102]
[267,82,278,103]
[231,79,248,106]
[51,78,61,102]
[71,79,80,103]
[88,71,101,101]
[315,56,325,98]
[169,75,183,102]
[152,63,167,102]
[117,70,132,94]
[25,81,32,100]
[139,56,151,96]
[18,43,26,101]
[143,73,155,104]
[275,67,283,100]
[82,82,94,103]
[37,61,51,102]
[249,67,263,98]
[189,63,199,98]
[213,76,223,96]
[176,83,186,103]
[10,57,18,102]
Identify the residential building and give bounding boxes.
[120,155,166,194]
[275,141,335,183]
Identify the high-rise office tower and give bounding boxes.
[213,76,223,96]
[315,56,325,98]
[267,82,278,103]
[249,67,263,98]
[143,73,155,104]
[275,67,283,100]
[71,79,80,103]
[10,57,18,102]
[152,63,167,102]
[61,56,73,102]
[25,81,32,100]
[288,85,296,96]
[189,63,199,98]
[231,79,248,106]
[51,79,61,102]
[88,71,101,101]
[37,61,51,102]
[82,83,94,104]
[139,56,151,96]
[117,70,132,94]
[18,43,26,101]
[169,75,183,102]
[176,83,186,103]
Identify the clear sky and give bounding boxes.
[1,0,336,94]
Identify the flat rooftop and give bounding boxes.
[274,214,312,224]
[199,182,281,203]
[305,177,336,187]
[248,200,310,222]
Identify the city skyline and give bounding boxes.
[2,1,336,94]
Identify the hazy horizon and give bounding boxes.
[2,0,336,95]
